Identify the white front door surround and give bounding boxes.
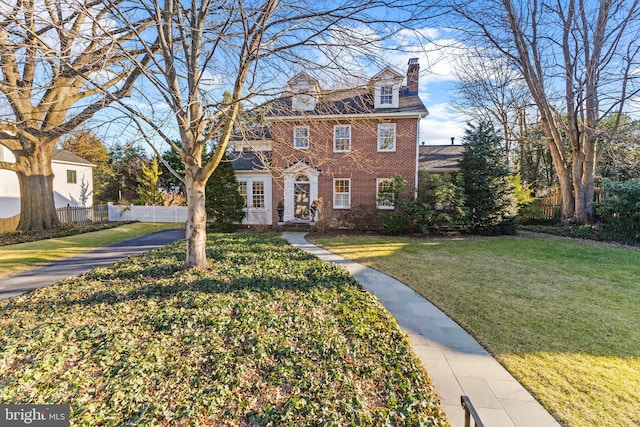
[283,162,319,223]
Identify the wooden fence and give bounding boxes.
[0,214,20,233]
[534,188,607,220]
[56,204,109,225]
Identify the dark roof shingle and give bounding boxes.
[418,145,464,173]
[230,151,271,171]
[267,87,427,118]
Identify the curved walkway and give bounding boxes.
[283,232,561,427]
[0,229,184,301]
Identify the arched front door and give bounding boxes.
[294,174,310,221]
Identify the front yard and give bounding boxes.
[309,233,640,427]
[0,233,448,426]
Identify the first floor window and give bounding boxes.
[377,178,394,209]
[333,179,351,209]
[238,181,248,207]
[377,123,396,151]
[67,169,77,184]
[294,126,309,149]
[238,180,265,208]
[252,181,265,208]
[333,125,351,152]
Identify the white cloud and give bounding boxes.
[420,103,470,145]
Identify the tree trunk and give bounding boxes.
[16,146,60,231]
[184,174,208,269]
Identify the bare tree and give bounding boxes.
[451,0,640,223]
[0,0,152,230]
[452,46,532,168]
[117,0,435,269]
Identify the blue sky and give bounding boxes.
[374,27,470,146]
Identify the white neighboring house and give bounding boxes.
[0,146,94,219]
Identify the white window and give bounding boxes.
[238,181,248,207]
[333,179,351,209]
[252,181,265,208]
[294,126,309,149]
[239,180,265,208]
[333,125,351,152]
[380,85,393,105]
[377,123,396,152]
[376,178,394,209]
[67,169,77,184]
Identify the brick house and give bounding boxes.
[231,58,428,227]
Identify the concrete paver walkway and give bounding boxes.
[0,229,184,301]
[283,232,561,427]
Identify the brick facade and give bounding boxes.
[268,117,419,226]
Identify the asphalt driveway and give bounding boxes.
[0,228,184,301]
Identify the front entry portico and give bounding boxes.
[283,162,319,223]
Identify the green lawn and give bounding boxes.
[309,233,640,427]
[0,222,182,279]
[0,233,448,426]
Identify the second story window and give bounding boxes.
[333,125,351,152]
[294,126,309,149]
[67,169,77,184]
[380,85,393,105]
[377,123,396,151]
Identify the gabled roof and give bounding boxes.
[52,149,94,166]
[288,72,320,89]
[370,66,404,82]
[418,145,464,173]
[267,86,427,118]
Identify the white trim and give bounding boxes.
[415,119,420,199]
[283,162,319,222]
[235,172,273,225]
[374,83,400,109]
[333,178,351,209]
[333,124,351,152]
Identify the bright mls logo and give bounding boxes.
[1,405,69,426]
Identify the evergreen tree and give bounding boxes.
[205,154,245,232]
[105,144,149,203]
[459,121,518,235]
[136,157,164,206]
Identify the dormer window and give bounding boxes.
[380,86,393,105]
[288,72,320,112]
[371,67,403,109]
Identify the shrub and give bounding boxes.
[336,205,384,231]
[381,211,410,235]
[596,178,640,239]
[408,172,468,233]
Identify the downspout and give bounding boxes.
[414,119,420,199]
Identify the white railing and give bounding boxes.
[108,203,187,223]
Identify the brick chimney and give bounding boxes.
[407,58,420,94]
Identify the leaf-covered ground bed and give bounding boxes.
[0,233,447,426]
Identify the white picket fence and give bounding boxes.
[108,203,187,223]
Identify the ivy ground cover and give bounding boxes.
[0,233,448,426]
